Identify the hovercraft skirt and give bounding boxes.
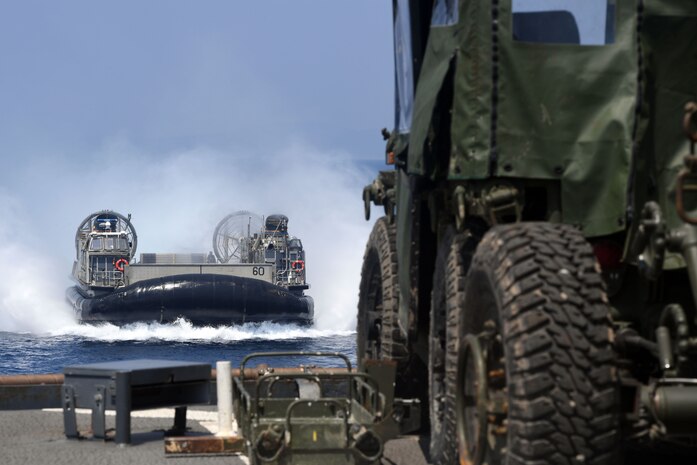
[66,274,314,326]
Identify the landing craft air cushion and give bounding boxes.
[66,210,313,325]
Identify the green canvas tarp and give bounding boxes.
[406,0,697,238]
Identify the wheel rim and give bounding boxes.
[456,334,488,465]
[358,248,384,364]
[456,324,508,465]
[366,312,382,359]
[430,338,445,436]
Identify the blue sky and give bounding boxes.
[0,1,395,330]
[0,1,393,158]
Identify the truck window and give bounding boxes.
[431,0,458,27]
[512,0,615,45]
[394,0,414,133]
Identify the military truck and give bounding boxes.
[358,1,697,464]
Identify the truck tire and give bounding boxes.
[446,223,620,465]
[357,217,407,368]
[429,226,479,465]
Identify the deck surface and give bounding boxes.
[0,406,431,465]
[5,407,693,464]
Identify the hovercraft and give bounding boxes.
[66,210,313,325]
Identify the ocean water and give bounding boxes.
[0,319,357,375]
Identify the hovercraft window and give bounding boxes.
[89,238,103,251]
[265,245,276,263]
[512,0,615,45]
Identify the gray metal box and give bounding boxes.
[62,359,211,444]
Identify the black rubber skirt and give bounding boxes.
[66,274,314,326]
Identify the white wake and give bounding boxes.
[47,318,354,342]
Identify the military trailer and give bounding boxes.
[358,1,697,464]
[231,352,419,464]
